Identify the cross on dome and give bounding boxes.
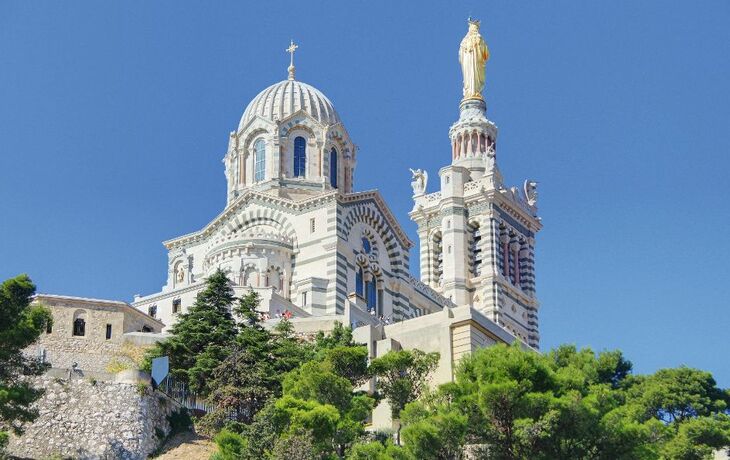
[286,39,298,80]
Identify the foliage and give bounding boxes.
[135,382,149,396]
[346,440,410,460]
[200,343,276,434]
[105,358,131,374]
[216,323,374,459]
[144,269,238,395]
[271,428,317,460]
[396,343,730,460]
[271,349,375,457]
[368,348,439,446]
[167,407,192,435]
[148,274,730,460]
[212,429,249,460]
[369,349,440,420]
[119,342,150,369]
[0,274,52,442]
[200,291,314,435]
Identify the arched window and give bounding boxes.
[268,268,282,292]
[431,231,443,287]
[244,267,257,287]
[469,222,482,277]
[72,310,86,337]
[73,318,85,336]
[254,139,266,182]
[355,267,364,297]
[366,279,377,312]
[293,136,306,177]
[329,148,338,188]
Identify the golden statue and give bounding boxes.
[459,19,489,100]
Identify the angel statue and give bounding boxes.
[484,143,496,171]
[409,168,428,196]
[524,180,538,206]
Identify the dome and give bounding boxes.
[239,79,341,131]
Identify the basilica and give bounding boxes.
[128,20,541,399]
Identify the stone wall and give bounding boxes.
[7,375,180,460]
[31,296,163,374]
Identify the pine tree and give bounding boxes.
[152,269,238,395]
[0,274,52,449]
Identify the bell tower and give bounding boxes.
[409,20,543,348]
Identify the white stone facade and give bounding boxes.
[125,55,542,426]
[411,98,542,348]
[36,29,542,433]
[132,73,454,332]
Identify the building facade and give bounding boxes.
[32,20,543,431]
[131,21,542,352]
[31,294,164,374]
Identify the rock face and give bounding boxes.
[7,376,179,460]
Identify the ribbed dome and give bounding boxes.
[239,80,340,131]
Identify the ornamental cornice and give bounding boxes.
[236,114,278,140]
[163,189,340,250]
[408,274,455,308]
[493,192,542,232]
[132,281,206,306]
[338,189,413,249]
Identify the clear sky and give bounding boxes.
[1,1,728,386]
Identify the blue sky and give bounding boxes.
[1,1,728,386]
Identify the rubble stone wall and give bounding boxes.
[7,375,179,460]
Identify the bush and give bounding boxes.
[212,429,249,460]
[106,358,131,374]
[167,408,192,435]
[135,382,149,396]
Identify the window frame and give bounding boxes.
[293,136,307,178]
[329,147,338,188]
[254,139,266,182]
[73,317,86,337]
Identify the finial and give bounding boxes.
[286,39,298,80]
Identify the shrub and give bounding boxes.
[212,429,249,460]
[106,358,131,374]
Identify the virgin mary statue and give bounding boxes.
[459,19,490,100]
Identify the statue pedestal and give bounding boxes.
[459,97,486,114]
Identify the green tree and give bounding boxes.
[201,292,276,432]
[369,349,439,444]
[0,274,52,450]
[397,343,730,460]
[629,367,730,425]
[231,325,374,459]
[279,358,375,457]
[347,440,410,460]
[400,398,467,460]
[271,428,317,460]
[270,318,315,378]
[202,291,323,436]
[146,269,238,395]
[660,414,730,460]
[211,429,249,460]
